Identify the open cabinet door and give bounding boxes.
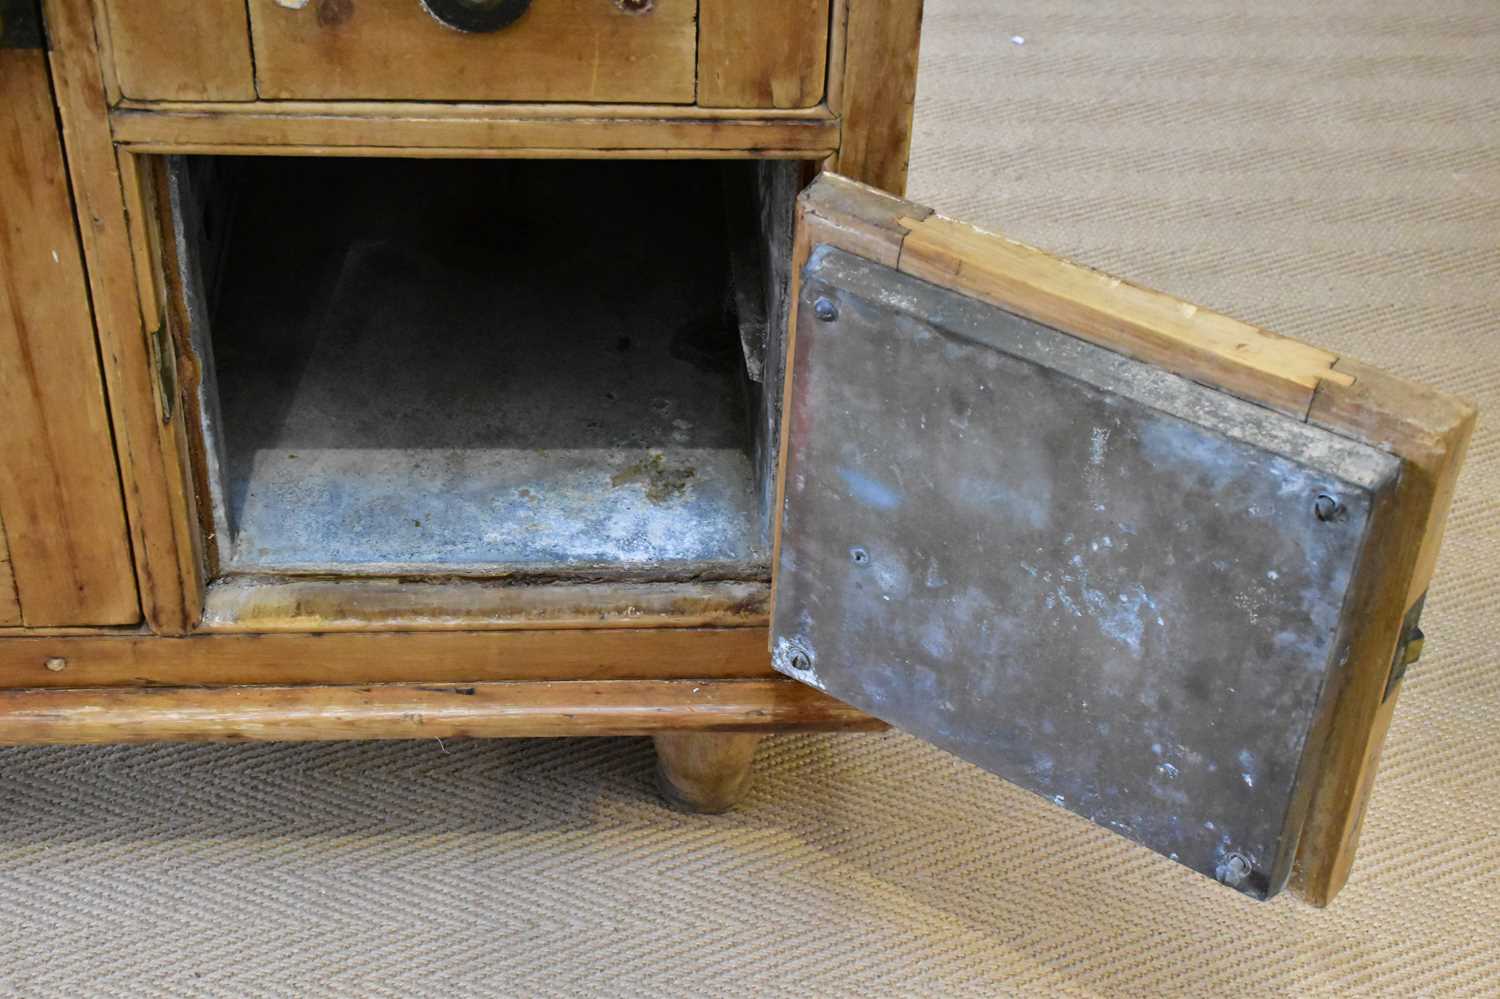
[0,39,138,626]
[770,175,1474,904]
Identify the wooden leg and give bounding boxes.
[652,732,763,813]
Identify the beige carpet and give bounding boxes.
[4,0,1499,994]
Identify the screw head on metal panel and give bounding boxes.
[1216,851,1252,887]
[775,638,815,674]
[1313,493,1345,522]
[813,297,839,323]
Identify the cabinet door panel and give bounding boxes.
[0,50,139,626]
[771,175,1473,904]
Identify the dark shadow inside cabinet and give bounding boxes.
[165,156,805,579]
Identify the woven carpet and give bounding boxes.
[3,0,1498,994]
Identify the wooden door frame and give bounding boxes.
[44,0,205,634]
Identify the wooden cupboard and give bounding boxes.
[0,0,1473,906]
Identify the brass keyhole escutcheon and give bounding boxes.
[419,0,533,32]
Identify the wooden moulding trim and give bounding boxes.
[108,107,841,155]
[115,145,842,161]
[0,627,778,689]
[111,99,839,121]
[199,577,772,633]
[0,679,883,743]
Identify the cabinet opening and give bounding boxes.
[165,156,806,580]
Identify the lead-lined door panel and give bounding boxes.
[770,175,1473,902]
[0,49,139,626]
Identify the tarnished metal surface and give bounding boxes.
[773,247,1399,899]
[203,159,763,573]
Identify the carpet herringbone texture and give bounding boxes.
[4,0,1499,995]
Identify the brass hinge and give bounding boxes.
[1383,592,1427,702]
[149,325,177,424]
[0,0,47,50]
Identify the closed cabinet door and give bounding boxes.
[0,41,138,627]
[770,175,1473,904]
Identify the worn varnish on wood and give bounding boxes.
[110,105,842,159]
[834,0,925,194]
[0,48,139,627]
[654,731,763,811]
[1293,359,1476,905]
[45,0,205,634]
[0,627,778,689]
[247,0,698,103]
[98,0,256,101]
[698,0,830,108]
[0,679,881,743]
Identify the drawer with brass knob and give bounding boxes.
[97,0,832,107]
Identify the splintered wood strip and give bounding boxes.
[0,679,882,743]
[896,213,1354,419]
[698,0,831,108]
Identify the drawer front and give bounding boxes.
[248,0,699,103]
[102,0,257,101]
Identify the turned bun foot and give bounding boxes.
[652,732,763,813]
